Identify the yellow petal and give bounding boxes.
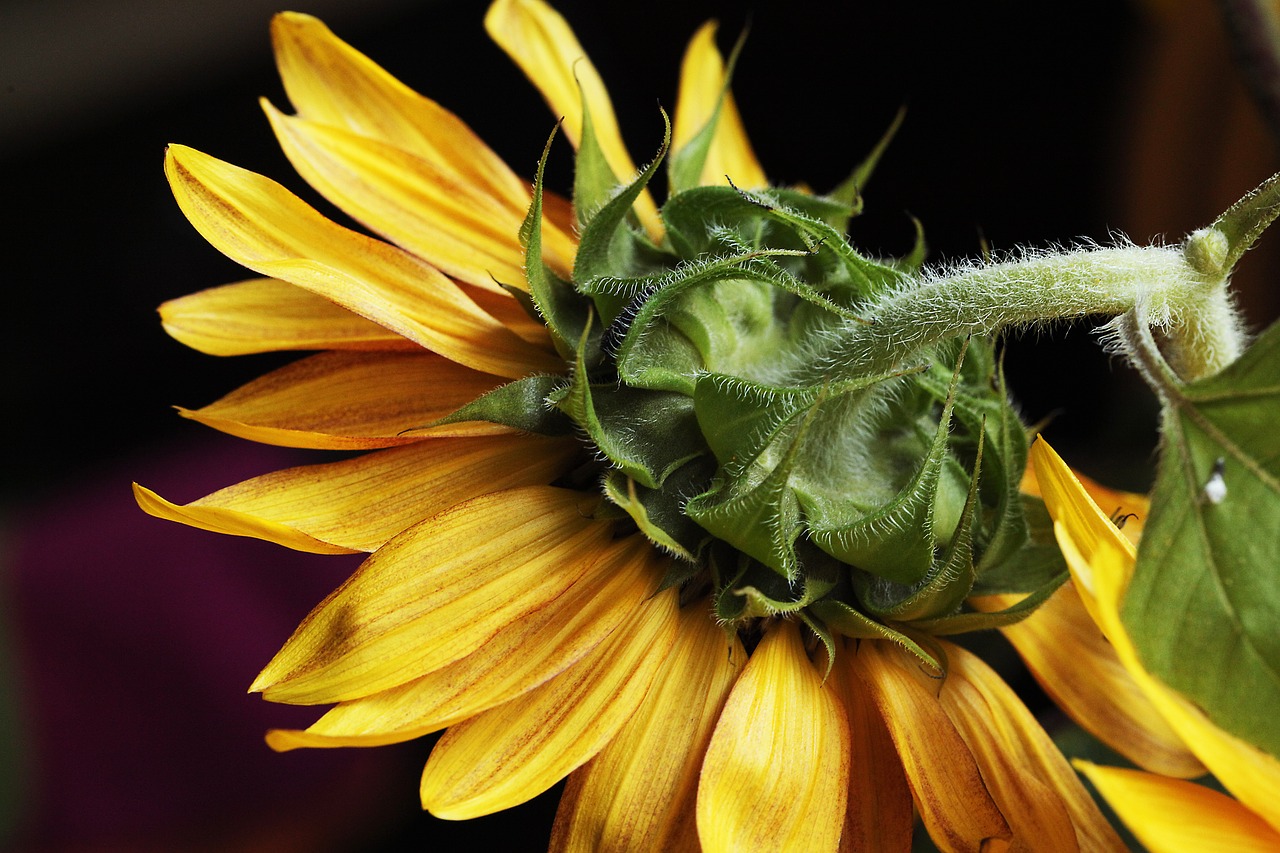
[178,351,509,450]
[673,22,768,189]
[939,640,1124,852]
[1076,762,1280,853]
[484,0,662,239]
[265,103,575,290]
[827,642,913,853]
[165,144,558,379]
[266,535,663,752]
[1020,458,1149,546]
[419,587,680,819]
[462,282,555,346]
[855,641,1011,853]
[250,487,611,703]
[973,584,1205,779]
[270,12,532,215]
[159,277,414,356]
[550,601,743,853]
[1033,437,1280,834]
[133,435,577,553]
[696,620,850,852]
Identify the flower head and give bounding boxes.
[139,1,1134,848]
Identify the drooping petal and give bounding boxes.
[696,620,850,852]
[673,21,767,189]
[419,587,680,819]
[266,535,664,751]
[550,601,743,853]
[1076,762,1280,853]
[270,11,531,214]
[484,0,662,238]
[133,435,577,553]
[165,144,558,378]
[159,277,414,355]
[939,640,1124,852]
[972,584,1205,779]
[1020,460,1149,545]
[827,642,913,853]
[250,487,612,704]
[265,103,575,290]
[1033,438,1280,834]
[178,350,509,450]
[855,641,1011,853]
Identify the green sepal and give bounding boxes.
[827,106,906,228]
[693,373,817,477]
[1204,170,1280,273]
[710,550,838,623]
[807,597,942,675]
[970,493,1070,595]
[573,87,621,228]
[661,185,797,258]
[667,25,749,196]
[894,215,928,275]
[432,374,572,435]
[602,458,716,562]
[574,111,672,325]
[1124,316,1280,757]
[520,126,594,358]
[913,570,1068,635]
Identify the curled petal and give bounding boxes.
[550,601,743,852]
[673,21,767,189]
[855,641,1010,853]
[696,620,850,852]
[419,587,680,819]
[250,487,612,704]
[165,144,558,378]
[1076,762,1280,853]
[134,435,577,553]
[178,351,509,450]
[159,278,414,355]
[267,536,663,751]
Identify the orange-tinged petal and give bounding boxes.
[939,640,1124,852]
[133,435,577,553]
[1076,762,1280,853]
[973,584,1205,779]
[696,620,850,853]
[673,22,768,190]
[159,277,414,356]
[178,351,509,450]
[484,0,662,239]
[419,587,680,819]
[1033,438,1280,834]
[165,144,558,379]
[266,535,663,752]
[250,487,611,704]
[828,643,913,853]
[856,641,1011,853]
[265,104,576,290]
[462,283,555,346]
[270,12,532,215]
[550,601,743,853]
[1020,460,1149,546]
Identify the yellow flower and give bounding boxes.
[138,1,1129,848]
[1030,437,1280,852]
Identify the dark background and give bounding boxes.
[2,0,1276,849]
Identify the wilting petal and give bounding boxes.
[270,12,532,214]
[856,641,1010,852]
[939,640,1124,852]
[165,144,558,378]
[419,587,680,819]
[827,643,913,853]
[973,584,1204,779]
[1033,438,1280,834]
[697,620,850,852]
[550,601,743,853]
[250,487,611,703]
[1076,762,1280,852]
[178,351,509,450]
[265,104,575,289]
[673,22,767,190]
[266,535,663,751]
[484,0,661,238]
[133,435,576,553]
[159,277,414,355]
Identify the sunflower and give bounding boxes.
[1029,438,1280,852]
[137,1,1141,848]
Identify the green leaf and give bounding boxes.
[1205,170,1280,273]
[434,374,572,435]
[1123,318,1280,756]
